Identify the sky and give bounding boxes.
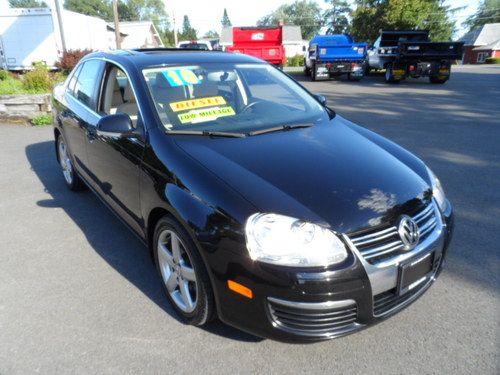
[0,0,481,38]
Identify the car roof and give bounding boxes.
[85,49,265,70]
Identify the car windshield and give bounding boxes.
[179,43,209,50]
[142,63,330,134]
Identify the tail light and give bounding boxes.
[409,65,415,71]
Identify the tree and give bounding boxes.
[257,0,323,40]
[221,8,232,27]
[464,0,500,31]
[323,0,351,34]
[180,15,197,40]
[9,0,48,7]
[64,0,113,20]
[351,0,456,44]
[203,30,220,39]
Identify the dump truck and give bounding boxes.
[304,34,367,81]
[225,26,286,68]
[367,30,464,84]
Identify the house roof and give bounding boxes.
[459,23,500,46]
[473,38,500,50]
[110,21,163,48]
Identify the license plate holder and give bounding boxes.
[397,252,434,296]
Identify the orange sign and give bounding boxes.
[169,96,226,112]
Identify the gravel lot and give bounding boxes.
[0,65,499,374]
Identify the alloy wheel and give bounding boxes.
[58,138,73,185]
[157,229,198,313]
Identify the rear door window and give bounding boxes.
[72,60,105,110]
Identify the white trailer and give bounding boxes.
[0,7,115,70]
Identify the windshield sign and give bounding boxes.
[142,63,329,134]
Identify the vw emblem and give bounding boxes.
[398,215,420,250]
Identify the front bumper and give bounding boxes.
[209,201,454,342]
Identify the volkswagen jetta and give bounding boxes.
[52,49,454,342]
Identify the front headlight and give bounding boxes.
[427,167,447,212]
[245,213,348,267]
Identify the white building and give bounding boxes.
[117,21,163,49]
[0,7,117,70]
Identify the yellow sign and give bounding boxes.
[170,96,227,112]
[178,106,236,124]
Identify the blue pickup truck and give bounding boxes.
[304,34,367,81]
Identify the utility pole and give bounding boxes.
[173,12,178,46]
[112,0,121,49]
[54,0,66,52]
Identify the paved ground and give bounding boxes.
[0,65,499,374]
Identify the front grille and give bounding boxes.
[374,280,428,316]
[374,253,441,316]
[267,298,358,337]
[348,203,438,265]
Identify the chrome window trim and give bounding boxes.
[66,56,146,128]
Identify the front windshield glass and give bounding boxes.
[142,63,329,134]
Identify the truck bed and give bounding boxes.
[399,41,463,60]
[226,46,285,65]
[316,43,367,61]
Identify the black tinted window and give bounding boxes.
[73,60,103,109]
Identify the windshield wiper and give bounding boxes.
[247,123,313,136]
[167,130,246,138]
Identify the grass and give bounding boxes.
[31,114,53,126]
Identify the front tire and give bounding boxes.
[56,134,85,191]
[154,216,215,326]
[311,62,317,81]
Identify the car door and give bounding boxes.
[368,36,382,69]
[85,63,145,234]
[60,60,105,181]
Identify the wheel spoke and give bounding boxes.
[180,264,196,282]
[165,272,178,292]
[158,243,175,268]
[171,234,182,263]
[179,279,194,310]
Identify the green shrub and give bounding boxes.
[485,57,500,64]
[31,114,53,126]
[286,54,305,67]
[0,75,25,94]
[0,69,8,81]
[23,64,52,92]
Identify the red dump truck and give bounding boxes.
[226,26,286,68]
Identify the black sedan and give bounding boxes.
[52,49,454,342]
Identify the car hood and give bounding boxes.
[173,116,431,233]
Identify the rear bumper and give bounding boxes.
[208,202,454,342]
[314,60,366,78]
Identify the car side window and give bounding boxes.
[66,64,83,95]
[73,60,104,110]
[99,64,140,128]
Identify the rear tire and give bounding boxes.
[56,134,85,191]
[153,216,216,326]
[384,63,400,84]
[311,62,317,81]
[347,73,362,81]
[429,76,448,84]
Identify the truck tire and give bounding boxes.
[384,63,400,83]
[311,62,317,81]
[304,64,310,76]
[429,75,448,84]
[347,73,362,81]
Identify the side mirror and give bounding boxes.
[314,94,327,107]
[96,113,135,138]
